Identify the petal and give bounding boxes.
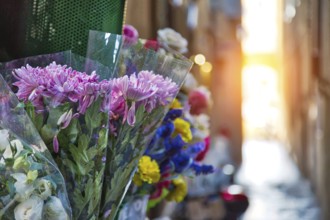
[127,102,136,126]
[53,135,59,153]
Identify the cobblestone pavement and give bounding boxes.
[236,140,321,220]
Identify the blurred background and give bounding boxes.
[0,0,328,219]
[125,0,329,219]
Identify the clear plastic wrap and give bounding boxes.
[0,75,71,219]
[86,31,193,219]
[1,51,113,219]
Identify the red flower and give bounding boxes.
[150,173,171,199]
[144,39,160,51]
[195,136,210,161]
[188,89,208,115]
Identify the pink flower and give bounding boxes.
[109,71,179,126]
[188,88,209,115]
[77,82,100,114]
[12,65,47,110]
[123,24,139,45]
[13,62,105,114]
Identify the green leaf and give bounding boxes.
[62,158,78,176]
[85,99,102,132]
[87,170,104,215]
[135,105,146,123]
[147,188,169,209]
[46,104,70,127]
[97,128,108,152]
[40,124,57,144]
[65,118,80,143]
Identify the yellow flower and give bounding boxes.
[133,156,160,186]
[166,176,187,202]
[173,118,192,143]
[170,98,182,109]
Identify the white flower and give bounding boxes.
[0,129,24,162]
[0,129,10,151]
[35,179,52,200]
[14,195,44,220]
[182,73,198,92]
[185,113,210,140]
[43,196,69,220]
[11,173,35,202]
[3,139,24,159]
[194,114,211,139]
[157,28,188,53]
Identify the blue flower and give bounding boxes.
[164,109,183,122]
[157,122,174,138]
[191,162,214,175]
[171,153,192,173]
[164,135,185,156]
[184,142,205,159]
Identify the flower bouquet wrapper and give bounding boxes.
[0,75,71,219]
[86,31,193,219]
[1,51,114,219]
[116,195,149,220]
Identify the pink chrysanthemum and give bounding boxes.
[110,71,179,126]
[13,62,104,114]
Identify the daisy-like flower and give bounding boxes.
[13,62,103,114]
[110,71,178,126]
[12,65,47,110]
[138,71,179,111]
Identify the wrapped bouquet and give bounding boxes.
[0,75,71,220]
[0,29,193,220]
[85,31,193,219]
[114,25,214,220]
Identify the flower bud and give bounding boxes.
[36,179,52,200]
[43,196,69,220]
[14,195,43,220]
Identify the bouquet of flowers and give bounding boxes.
[85,31,193,219]
[131,97,214,205]
[1,51,114,219]
[0,29,193,219]
[0,75,71,219]
[114,25,214,220]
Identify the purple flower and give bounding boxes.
[99,80,113,112]
[123,24,139,45]
[53,135,59,153]
[109,71,179,126]
[12,65,47,110]
[137,71,179,111]
[77,82,100,114]
[110,73,158,126]
[13,62,108,114]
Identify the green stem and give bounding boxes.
[0,196,17,219]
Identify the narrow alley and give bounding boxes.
[237,140,321,220]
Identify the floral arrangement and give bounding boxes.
[0,75,71,220]
[118,25,214,216]
[131,97,213,207]
[0,28,192,220]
